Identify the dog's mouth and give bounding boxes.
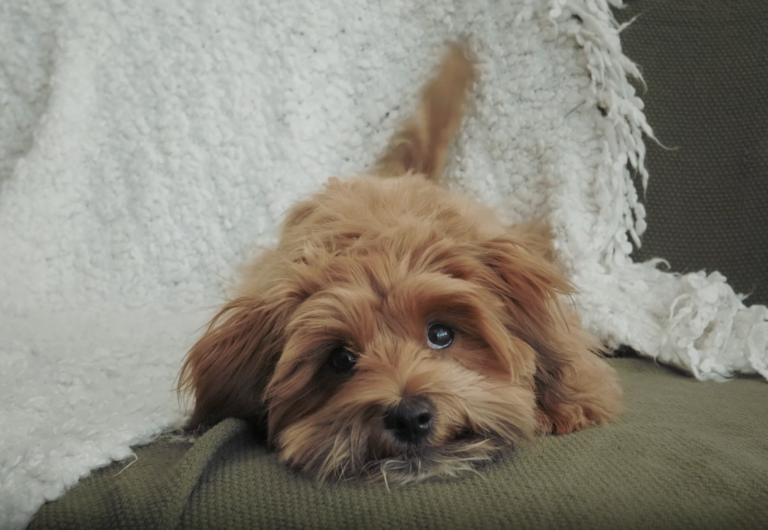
[363,427,503,484]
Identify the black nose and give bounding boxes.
[383,397,434,444]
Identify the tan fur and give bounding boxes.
[178,44,622,482]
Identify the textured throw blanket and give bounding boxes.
[1,0,766,527]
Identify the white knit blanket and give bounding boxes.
[1,0,766,527]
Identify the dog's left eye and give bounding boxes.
[327,347,357,374]
[427,323,454,349]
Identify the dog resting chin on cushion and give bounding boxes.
[178,44,622,483]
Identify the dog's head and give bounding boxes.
[180,175,590,482]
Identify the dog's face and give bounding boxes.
[271,248,539,482]
[180,176,619,482]
[268,186,542,481]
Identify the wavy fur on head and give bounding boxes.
[179,44,622,483]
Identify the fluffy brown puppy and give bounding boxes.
[179,44,622,483]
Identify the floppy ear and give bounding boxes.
[478,231,572,344]
[478,229,622,434]
[178,291,299,430]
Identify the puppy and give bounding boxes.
[179,44,622,483]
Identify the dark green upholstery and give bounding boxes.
[619,0,768,305]
[29,359,768,529]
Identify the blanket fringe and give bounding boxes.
[550,0,768,382]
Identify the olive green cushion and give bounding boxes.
[29,358,768,530]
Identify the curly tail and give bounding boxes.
[375,43,476,182]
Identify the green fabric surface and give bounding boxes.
[617,0,768,305]
[29,358,768,530]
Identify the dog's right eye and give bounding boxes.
[327,347,357,374]
[427,322,454,349]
